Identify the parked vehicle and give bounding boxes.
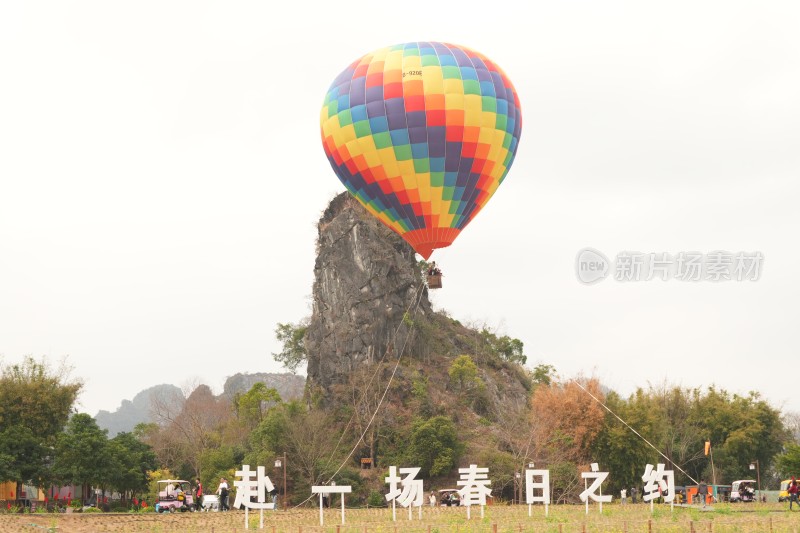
[674,486,687,504]
[438,489,461,506]
[687,483,730,504]
[730,480,757,502]
[687,485,710,505]
[201,493,219,511]
[779,479,795,502]
[155,480,195,513]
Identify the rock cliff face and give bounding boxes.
[305,193,432,399]
[305,193,532,418]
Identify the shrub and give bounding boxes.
[407,416,463,478]
[367,491,385,508]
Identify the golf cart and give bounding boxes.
[201,493,219,511]
[730,480,757,502]
[155,479,195,513]
[438,489,461,506]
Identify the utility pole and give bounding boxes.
[750,460,761,501]
[283,452,287,508]
[275,453,288,510]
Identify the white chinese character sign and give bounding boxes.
[457,464,492,519]
[525,467,551,517]
[233,465,275,530]
[642,463,675,512]
[385,466,424,521]
[580,463,612,514]
[311,484,352,527]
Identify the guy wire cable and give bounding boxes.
[323,282,427,482]
[572,379,698,485]
[291,279,428,509]
[320,280,427,472]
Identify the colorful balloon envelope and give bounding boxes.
[320,42,522,259]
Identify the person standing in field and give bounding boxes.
[697,480,708,508]
[194,478,203,511]
[217,478,229,511]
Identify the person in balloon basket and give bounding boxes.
[217,478,229,511]
[427,262,442,276]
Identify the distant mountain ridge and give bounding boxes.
[222,372,305,401]
[94,373,305,436]
[94,384,179,437]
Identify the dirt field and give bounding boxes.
[3,504,800,532]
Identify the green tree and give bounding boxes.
[448,355,481,391]
[236,383,282,427]
[272,322,308,373]
[531,364,556,386]
[477,329,527,365]
[493,335,526,365]
[776,444,800,477]
[248,403,291,461]
[406,416,463,477]
[246,401,340,503]
[593,390,661,493]
[592,384,788,489]
[199,445,239,488]
[107,432,158,501]
[52,414,112,502]
[0,426,41,483]
[0,357,82,485]
[687,387,787,483]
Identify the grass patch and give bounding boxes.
[1,503,799,532]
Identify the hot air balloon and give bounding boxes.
[320,42,522,260]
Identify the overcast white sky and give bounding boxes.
[1,1,799,416]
